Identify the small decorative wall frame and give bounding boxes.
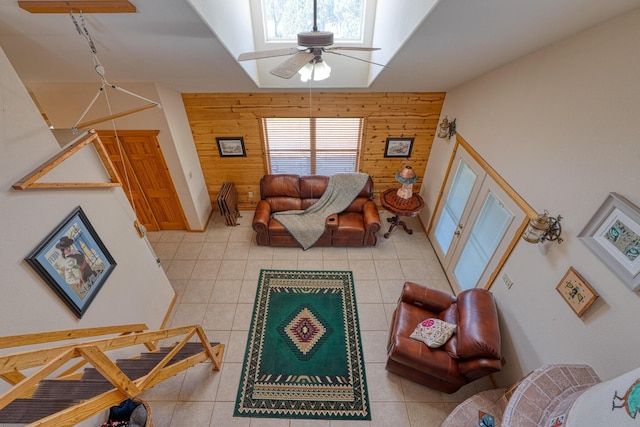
[384,138,414,158]
[578,193,640,291]
[25,206,116,318]
[216,137,246,157]
[556,267,599,317]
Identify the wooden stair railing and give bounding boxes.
[0,324,224,426]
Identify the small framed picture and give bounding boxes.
[384,138,414,158]
[578,192,640,291]
[555,267,598,317]
[216,137,246,157]
[25,206,116,318]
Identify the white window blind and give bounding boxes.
[263,117,363,176]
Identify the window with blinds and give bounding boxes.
[262,117,363,175]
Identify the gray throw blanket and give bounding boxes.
[272,173,370,250]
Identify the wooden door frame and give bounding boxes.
[97,130,189,231]
[427,134,537,290]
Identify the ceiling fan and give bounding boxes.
[237,0,385,80]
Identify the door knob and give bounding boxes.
[454,230,461,236]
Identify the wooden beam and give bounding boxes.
[77,103,158,129]
[11,129,123,190]
[18,1,136,14]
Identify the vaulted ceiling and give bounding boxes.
[0,0,639,92]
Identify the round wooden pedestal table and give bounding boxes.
[380,188,425,238]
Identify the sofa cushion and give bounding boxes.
[300,175,329,198]
[336,212,365,236]
[344,196,370,213]
[265,197,302,212]
[260,174,300,198]
[268,217,331,238]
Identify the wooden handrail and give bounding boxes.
[0,324,149,349]
[0,325,196,375]
[0,325,224,427]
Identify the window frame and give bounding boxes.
[261,117,364,176]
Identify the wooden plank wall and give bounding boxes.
[182,92,445,210]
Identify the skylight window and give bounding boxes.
[262,0,364,41]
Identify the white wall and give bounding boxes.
[156,84,212,230]
[420,9,640,384]
[27,81,211,230]
[0,46,175,359]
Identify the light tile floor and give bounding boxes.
[143,210,494,427]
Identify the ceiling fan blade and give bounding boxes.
[324,46,380,52]
[270,51,315,79]
[238,47,301,61]
[324,50,388,68]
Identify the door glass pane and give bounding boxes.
[454,192,514,290]
[434,159,478,254]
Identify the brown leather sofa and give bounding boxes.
[386,281,502,393]
[252,174,381,247]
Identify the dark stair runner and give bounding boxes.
[0,342,218,424]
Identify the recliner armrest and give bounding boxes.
[455,289,501,360]
[400,281,456,313]
[252,200,272,246]
[362,201,381,230]
[252,200,271,228]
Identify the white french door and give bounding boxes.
[431,148,484,267]
[429,144,526,293]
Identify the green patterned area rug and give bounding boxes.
[234,269,371,420]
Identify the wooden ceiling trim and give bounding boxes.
[18,1,136,14]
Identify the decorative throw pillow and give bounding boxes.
[409,318,456,348]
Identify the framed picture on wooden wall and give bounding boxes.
[555,267,598,317]
[578,192,640,291]
[216,137,246,157]
[384,138,414,158]
[25,206,116,318]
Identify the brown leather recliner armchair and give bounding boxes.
[386,282,502,393]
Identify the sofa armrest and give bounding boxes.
[400,281,456,313]
[362,201,381,229]
[252,200,272,246]
[326,214,339,230]
[362,201,381,245]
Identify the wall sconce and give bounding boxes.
[395,165,418,199]
[437,116,457,139]
[522,210,563,244]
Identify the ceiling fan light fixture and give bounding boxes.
[313,59,331,81]
[299,59,331,82]
[299,62,314,82]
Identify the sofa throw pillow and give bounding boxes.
[409,318,456,348]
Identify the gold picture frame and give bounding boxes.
[555,267,599,317]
